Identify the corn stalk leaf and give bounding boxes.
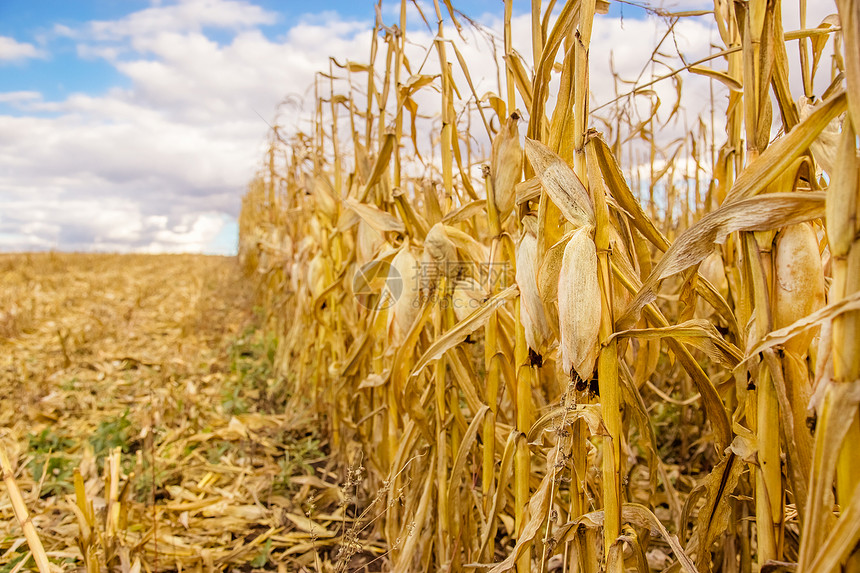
[620,192,826,329]
[524,138,594,228]
[409,285,518,378]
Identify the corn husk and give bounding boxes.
[307,253,328,298]
[524,138,594,228]
[421,223,459,293]
[490,113,522,221]
[313,175,339,222]
[289,261,302,293]
[388,247,421,341]
[558,226,601,380]
[451,277,486,322]
[696,250,729,320]
[356,219,384,264]
[799,96,844,176]
[774,222,826,355]
[516,232,551,354]
[309,215,324,245]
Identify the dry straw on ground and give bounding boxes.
[238,0,860,571]
[0,254,378,572]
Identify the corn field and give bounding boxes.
[239,0,860,571]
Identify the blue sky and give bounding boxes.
[0,0,833,254]
[0,2,139,103]
[0,1,541,108]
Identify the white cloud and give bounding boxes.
[0,91,41,104]
[145,212,227,253]
[0,36,45,62]
[87,0,277,41]
[0,0,377,254]
[651,0,712,10]
[0,0,843,253]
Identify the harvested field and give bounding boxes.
[0,253,368,572]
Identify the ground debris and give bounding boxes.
[0,253,361,572]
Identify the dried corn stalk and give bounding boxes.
[233,1,860,571]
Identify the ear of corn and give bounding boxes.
[516,231,551,356]
[557,226,600,382]
[388,246,421,342]
[238,0,860,570]
[490,112,523,223]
